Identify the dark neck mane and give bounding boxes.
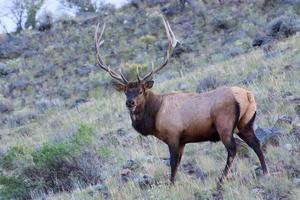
[130,91,162,136]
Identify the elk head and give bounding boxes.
[94,16,178,112]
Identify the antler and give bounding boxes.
[139,16,178,81]
[95,23,128,84]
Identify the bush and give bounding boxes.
[0,124,102,199]
[138,35,156,48]
[2,146,33,170]
[0,175,30,200]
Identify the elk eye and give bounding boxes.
[139,91,143,95]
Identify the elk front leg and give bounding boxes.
[168,143,185,184]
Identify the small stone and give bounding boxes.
[293,177,300,187]
[138,174,155,189]
[251,187,265,195]
[290,123,300,139]
[117,128,127,136]
[181,159,205,181]
[0,63,18,77]
[283,143,293,151]
[121,168,132,182]
[0,101,13,113]
[255,127,280,146]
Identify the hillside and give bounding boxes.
[0,1,299,200]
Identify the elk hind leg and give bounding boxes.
[237,112,268,174]
[215,102,239,184]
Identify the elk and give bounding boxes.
[94,17,268,184]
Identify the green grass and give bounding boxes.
[1,2,300,200]
[35,34,300,200]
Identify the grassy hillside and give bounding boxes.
[0,1,299,200]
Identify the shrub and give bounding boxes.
[0,175,30,200]
[139,35,156,48]
[0,124,102,199]
[2,146,33,170]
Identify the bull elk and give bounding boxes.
[94,17,268,184]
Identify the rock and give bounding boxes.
[173,43,192,57]
[0,101,13,114]
[121,168,133,182]
[117,128,128,136]
[290,123,300,140]
[255,127,281,147]
[75,66,91,76]
[251,187,265,196]
[161,5,178,17]
[295,105,300,117]
[9,78,31,92]
[211,14,237,30]
[241,72,258,85]
[266,15,300,38]
[180,159,205,181]
[293,177,300,187]
[252,35,273,47]
[138,174,155,189]
[70,98,89,109]
[0,63,18,77]
[283,143,293,151]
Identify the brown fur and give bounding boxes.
[114,83,268,184]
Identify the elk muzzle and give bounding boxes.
[126,99,136,109]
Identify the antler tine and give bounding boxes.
[142,16,178,81]
[95,23,128,84]
[136,66,142,82]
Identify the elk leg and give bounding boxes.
[237,128,268,174]
[238,112,268,174]
[214,106,238,184]
[168,143,185,184]
[219,136,237,184]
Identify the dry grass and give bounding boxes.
[23,34,299,199]
[1,13,300,200]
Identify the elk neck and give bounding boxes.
[130,91,163,136]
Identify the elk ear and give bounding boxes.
[112,82,126,92]
[143,80,154,90]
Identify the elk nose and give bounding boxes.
[126,100,135,108]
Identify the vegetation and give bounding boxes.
[0,1,300,199]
